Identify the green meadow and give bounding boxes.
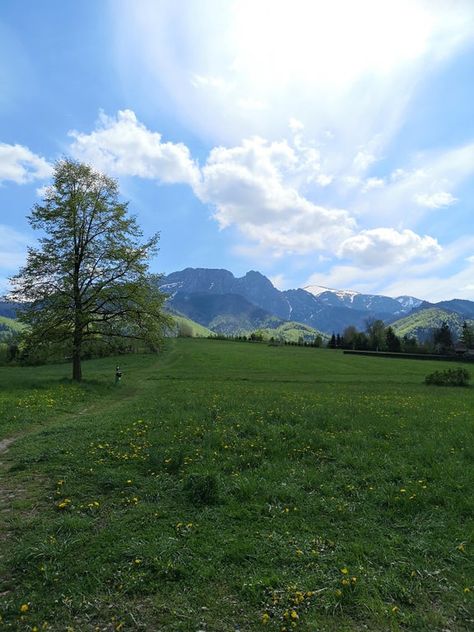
[0,339,472,631]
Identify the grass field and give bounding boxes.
[0,339,473,631]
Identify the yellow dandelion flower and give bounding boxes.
[262,612,270,624]
[290,610,299,620]
[20,603,29,613]
[340,567,349,574]
[464,587,471,593]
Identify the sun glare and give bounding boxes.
[231,0,432,90]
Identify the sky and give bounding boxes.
[1,0,474,302]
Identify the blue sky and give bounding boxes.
[1,0,474,301]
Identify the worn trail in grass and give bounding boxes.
[0,339,473,631]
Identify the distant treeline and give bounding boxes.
[325,319,473,355]
[206,332,325,346]
[201,319,474,356]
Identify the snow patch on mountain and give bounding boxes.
[396,295,423,310]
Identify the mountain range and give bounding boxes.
[1,268,473,342]
[159,268,474,340]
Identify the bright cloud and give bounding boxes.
[0,143,52,184]
[351,142,474,224]
[112,0,474,158]
[69,109,200,187]
[339,228,441,267]
[68,111,356,256]
[198,136,355,253]
[415,191,457,208]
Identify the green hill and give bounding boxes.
[170,313,214,338]
[254,321,329,343]
[0,315,25,339]
[391,307,473,341]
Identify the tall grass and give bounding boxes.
[0,339,472,630]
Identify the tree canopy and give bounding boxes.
[10,159,172,380]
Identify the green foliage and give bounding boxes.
[9,159,171,380]
[385,326,401,352]
[255,321,328,344]
[392,308,472,343]
[171,315,214,338]
[183,473,219,505]
[425,367,470,387]
[433,321,454,353]
[460,321,474,348]
[0,315,25,337]
[366,318,386,351]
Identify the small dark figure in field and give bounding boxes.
[115,365,122,385]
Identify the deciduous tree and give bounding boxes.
[10,159,171,381]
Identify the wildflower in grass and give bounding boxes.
[457,543,465,552]
[340,567,349,574]
[391,606,399,613]
[290,610,299,620]
[261,612,270,624]
[464,587,471,593]
[20,603,29,612]
[341,578,350,586]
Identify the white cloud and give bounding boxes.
[66,111,356,257]
[69,109,200,187]
[289,118,304,132]
[351,142,474,224]
[414,191,457,208]
[316,174,333,187]
[353,150,377,172]
[339,227,441,267]
[111,0,474,154]
[0,143,52,184]
[191,74,234,93]
[361,177,384,193]
[197,135,356,254]
[382,262,474,302]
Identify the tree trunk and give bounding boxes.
[72,318,82,382]
[72,349,82,382]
